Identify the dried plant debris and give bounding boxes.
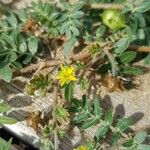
[25,74,51,96]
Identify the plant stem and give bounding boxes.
[102,44,118,76]
[128,45,150,52]
[90,3,124,10]
[54,129,59,150]
[109,126,130,140]
[32,61,46,77]
[0,25,22,33]
[14,59,64,75]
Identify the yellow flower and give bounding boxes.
[56,65,77,86]
[73,145,88,150]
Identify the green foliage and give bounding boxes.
[0,0,149,82]
[28,36,38,55]
[0,138,12,150]
[0,116,16,125]
[64,82,74,101]
[119,51,137,64]
[0,103,11,112]
[124,0,150,13]
[0,7,41,82]
[143,54,150,65]
[72,95,149,149]
[39,138,54,150]
[0,10,25,34]
[0,1,149,149]
[63,37,77,55]
[30,0,60,36]
[0,65,12,82]
[120,66,143,75]
[0,101,17,125]
[123,131,150,150]
[60,1,84,39]
[114,38,130,54]
[60,1,84,55]
[73,95,101,128]
[30,0,84,56]
[39,104,70,150]
[25,74,51,96]
[52,105,69,125]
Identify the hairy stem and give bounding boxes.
[89,3,124,10]
[103,45,118,76]
[14,59,64,75]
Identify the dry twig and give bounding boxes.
[14,59,64,75]
[128,45,150,52]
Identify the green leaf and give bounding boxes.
[72,98,81,107]
[70,26,79,36]
[121,66,143,75]
[143,54,150,65]
[72,1,84,11]
[93,98,102,118]
[134,13,146,28]
[28,37,38,55]
[138,144,150,150]
[7,52,17,62]
[73,112,89,123]
[96,25,106,37]
[18,34,27,53]
[63,37,77,56]
[82,117,98,129]
[122,139,134,147]
[23,54,33,65]
[70,11,84,19]
[82,94,87,107]
[60,23,67,34]
[94,125,109,140]
[66,29,72,39]
[104,108,113,125]
[71,19,81,27]
[5,138,12,150]
[0,65,12,82]
[145,28,150,46]
[81,95,91,112]
[134,132,147,144]
[64,83,73,101]
[0,116,17,125]
[1,35,16,50]
[114,38,130,54]
[135,1,150,13]
[16,9,27,22]
[6,13,18,27]
[117,117,132,132]
[111,132,121,145]
[0,138,12,150]
[0,20,9,29]
[119,51,137,64]
[12,61,22,69]
[137,28,145,40]
[0,50,10,57]
[0,103,11,112]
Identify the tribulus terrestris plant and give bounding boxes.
[0,0,150,150]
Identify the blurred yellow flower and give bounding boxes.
[56,65,77,86]
[73,145,88,150]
